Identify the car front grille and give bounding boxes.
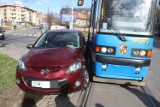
[31,66,64,72]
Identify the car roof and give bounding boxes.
[47,29,81,33]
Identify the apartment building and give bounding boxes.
[0,4,38,27]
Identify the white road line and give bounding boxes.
[28,34,32,36]
[13,33,17,35]
[33,34,38,36]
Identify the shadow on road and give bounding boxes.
[95,103,104,107]
[21,93,44,107]
[55,93,75,107]
[121,85,160,107]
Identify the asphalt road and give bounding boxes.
[0,29,160,107]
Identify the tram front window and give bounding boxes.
[99,0,153,35]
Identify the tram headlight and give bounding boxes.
[107,48,114,53]
[140,50,146,56]
[132,49,152,57]
[101,47,107,53]
[95,45,116,55]
[133,50,140,56]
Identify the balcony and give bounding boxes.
[11,16,16,18]
[11,8,16,11]
[21,9,26,12]
[11,12,16,15]
[21,16,26,19]
[21,13,25,15]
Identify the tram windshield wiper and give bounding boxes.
[103,17,127,42]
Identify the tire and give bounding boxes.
[2,35,4,40]
[83,66,89,89]
[87,56,93,82]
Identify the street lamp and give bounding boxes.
[71,0,74,29]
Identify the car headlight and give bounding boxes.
[17,60,27,72]
[0,33,3,35]
[66,60,82,74]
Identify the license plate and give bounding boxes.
[31,81,50,88]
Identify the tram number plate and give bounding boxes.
[31,81,50,88]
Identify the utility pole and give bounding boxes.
[71,0,74,29]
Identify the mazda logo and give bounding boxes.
[41,68,49,75]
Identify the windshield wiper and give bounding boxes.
[103,17,127,42]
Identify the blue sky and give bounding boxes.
[0,0,92,13]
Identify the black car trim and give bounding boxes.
[96,55,150,67]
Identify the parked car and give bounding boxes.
[50,25,67,30]
[32,26,42,29]
[16,29,89,94]
[0,27,5,40]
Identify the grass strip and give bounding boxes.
[0,53,17,90]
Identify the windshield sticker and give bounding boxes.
[134,38,150,45]
[119,44,128,54]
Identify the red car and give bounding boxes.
[16,29,89,94]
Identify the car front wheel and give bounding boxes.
[2,35,4,40]
[83,66,89,89]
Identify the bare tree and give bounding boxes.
[60,5,71,14]
[47,12,54,30]
[53,13,61,25]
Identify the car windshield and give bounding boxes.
[99,0,153,35]
[34,32,80,49]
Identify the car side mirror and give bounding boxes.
[27,44,33,49]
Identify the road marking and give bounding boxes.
[13,33,17,35]
[28,34,32,36]
[33,34,37,36]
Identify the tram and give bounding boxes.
[78,0,157,85]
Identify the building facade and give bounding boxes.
[0,4,38,28]
[60,8,90,31]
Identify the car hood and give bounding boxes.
[23,48,81,67]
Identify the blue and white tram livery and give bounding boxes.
[78,0,157,85]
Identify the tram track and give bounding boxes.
[77,82,158,107]
[77,82,92,107]
[140,85,157,107]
